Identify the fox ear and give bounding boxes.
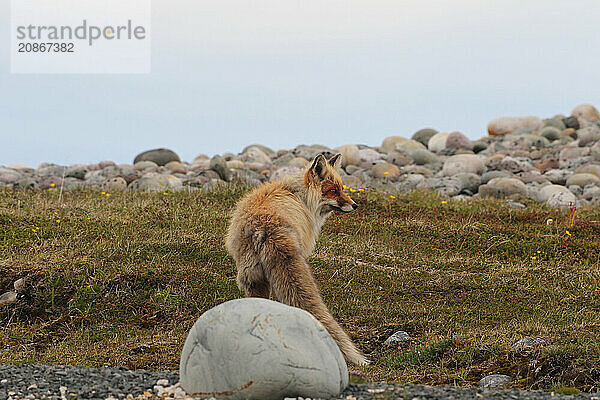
[328,153,342,168]
[310,154,328,180]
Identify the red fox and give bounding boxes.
[225,153,368,365]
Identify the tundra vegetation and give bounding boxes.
[0,186,599,393]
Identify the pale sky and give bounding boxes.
[1,0,600,166]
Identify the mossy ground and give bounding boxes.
[1,185,599,392]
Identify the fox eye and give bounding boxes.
[327,188,338,194]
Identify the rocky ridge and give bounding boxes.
[3,104,600,208]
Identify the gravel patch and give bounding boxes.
[1,364,599,400]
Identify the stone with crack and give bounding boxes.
[179,298,348,400]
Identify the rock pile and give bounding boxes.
[3,104,600,208]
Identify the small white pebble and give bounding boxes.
[104,397,118,400]
[59,386,68,400]
[156,379,169,386]
[27,383,38,390]
[1,379,7,384]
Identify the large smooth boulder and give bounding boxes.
[180,298,348,400]
[133,148,180,166]
[334,144,360,167]
[380,136,408,154]
[393,139,425,153]
[566,173,600,188]
[427,132,449,153]
[371,162,401,179]
[571,104,600,126]
[127,173,170,191]
[410,149,438,165]
[411,128,438,147]
[442,154,485,176]
[485,177,527,198]
[538,184,571,202]
[487,116,543,136]
[445,131,473,150]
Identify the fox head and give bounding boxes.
[304,153,358,213]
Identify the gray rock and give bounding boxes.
[428,132,449,153]
[544,169,571,186]
[84,170,106,186]
[566,173,600,188]
[242,144,276,158]
[65,166,88,180]
[481,170,512,184]
[386,151,413,167]
[393,139,425,154]
[506,201,526,208]
[292,145,324,161]
[472,141,488,153]
[543,117,566,131]
[37,165,66,177]
[484,177,527,198]
[454,173,481,194]
[384,331,412,346]
[571,104,600,125]
[590,142,600,161]
[179,298,348,400]
[478,374,512,389]
[562,116,580,130]
[576,125,600,147]
[411,128,438,147]
[511,337,545,351]
[273,153,295,167]
[270,166,302,182]
[209,155,232,182]
[487,116,543,136]
[61,177,86,190]
[499,156,532,173]
[344,165,362,175]
[0,291,17,307]
[133,148,180,166]
[0,171,22,184]
[240,147,272,165]
[568,185,583,197]
[445,131,473,151]
[128,173,170,191]
[442,154,485,176]
[540,126,562,141]
[102,177,128,191]
[13,178,39,190]
[13,278,25,292]
[358,149,384,168]
[410,149,438,165]
[559,147,590,161]
[547,190,578,208]
[289,157,309,169]
[334,144,361,167]
[133,161,159,171]
[380,136,409,154]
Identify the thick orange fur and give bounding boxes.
[225,153,369,365]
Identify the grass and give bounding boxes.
[1,185,599,392]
